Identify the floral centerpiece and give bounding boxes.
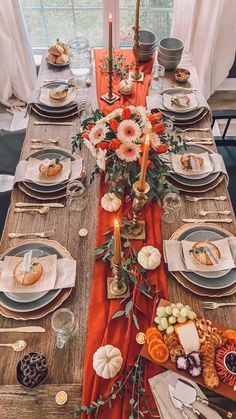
[72,106,184,202]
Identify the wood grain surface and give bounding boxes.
[0,53,235,417]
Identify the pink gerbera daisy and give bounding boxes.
[89,123,108,145]
[116,141,141,162]
[117,120,141,143]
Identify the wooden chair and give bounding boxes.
[211,110,236,212]
[0,129,25,237]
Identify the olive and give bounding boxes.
[232,365,236,373]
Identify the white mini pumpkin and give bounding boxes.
[119,79,134,96]
[137,246,161,270]
[101,192,121,212]
[93,344,123,379]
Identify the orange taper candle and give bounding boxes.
[138,134,150,191]
[108,13,112,63]
[114,219,121,265]
[135,0,140,31]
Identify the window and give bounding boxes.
[20,0,173,52]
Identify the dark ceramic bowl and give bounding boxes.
[16,351,48,389]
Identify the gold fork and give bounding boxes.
[203,301,236,310]
[8,230,54,239]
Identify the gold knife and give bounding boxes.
[16,202,64,208]
[0,326,45,333]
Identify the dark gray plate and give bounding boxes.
[0,242,62,312]
[24,148,75,194]
[169,145,219,187]
[34,103,77,115]
[177,225,236,289]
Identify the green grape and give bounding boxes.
[156,307,167,317]
[154,316,161,324]
[169,316,177,324]
[172,308,180,317]
[176,303,184,309]
[158,324,164,331]
[188,310,197,320]
[178,316,187,323]
[160,317,168,329]
[170,303,176,308]
[180,307,188,317]
[165,306,172,315]
[166,325,174,335]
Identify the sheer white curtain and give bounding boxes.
[171,0,236,99]
[0,0,36,106]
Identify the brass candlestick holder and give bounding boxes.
[124,181,150,240]
[129,26,144,82]
[107,261,129,299]
[101,57,120,105]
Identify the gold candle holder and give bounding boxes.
[101,58,120,105]
[124,180,150,240]
[128,26,144,83]
[107,262,129,300]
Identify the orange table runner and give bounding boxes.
[82,49,168,417]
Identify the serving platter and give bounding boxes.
[0,239,73,320]
[141,298,236,402]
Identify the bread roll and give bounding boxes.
[49,87,68,100]
[61,42,69,54]
[48,44,64,56]
[180,153,204,171]
[192,241,221,266]
[13,258,43,286]
[46,54,56,63]
[39,161,63,177]
[56,54,68,64]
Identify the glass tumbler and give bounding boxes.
[51,308,75,349]
[150,64,165,92]
[66,180,86,212]
[77,96,92,121]
[161,192,182,224]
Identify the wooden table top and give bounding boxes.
[0,53,235,418]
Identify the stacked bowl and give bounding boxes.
[138,30,157,62]
[158,38,184,70]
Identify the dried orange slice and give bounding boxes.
[149,342,169,363]
[148,339,163,352]
[223,329,236,342]
[146,332,163,344]
[146,328,163,341]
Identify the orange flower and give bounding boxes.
[109,118,119,132]
[156,144,167,154]
[87,123,94,131]
[153,123,165,134]
[82,133,90,140]
[138,157,151,168]
[96,141,109,150]
[148,112,163,125]
[109,139,121,150]
[122,107,131,120]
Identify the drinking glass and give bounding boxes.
[161,192,182,224]
[51,308,75,349]
[150,64,165,92]
[66,180,86,212]
[77,96,92,121]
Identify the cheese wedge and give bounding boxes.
[174,321,200,354]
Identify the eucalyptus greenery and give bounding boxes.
[75,355,159,418]
[95,227,155,328]
[99,50,133,80]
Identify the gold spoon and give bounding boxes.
[15,206,50,214]
[0,340,27,352]
[31,137,59,144]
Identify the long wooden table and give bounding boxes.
[0,55,236,418]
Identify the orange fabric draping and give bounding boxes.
[81,50,168,418]
[94,49,155,115]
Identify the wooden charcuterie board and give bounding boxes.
[141,299,236,402]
